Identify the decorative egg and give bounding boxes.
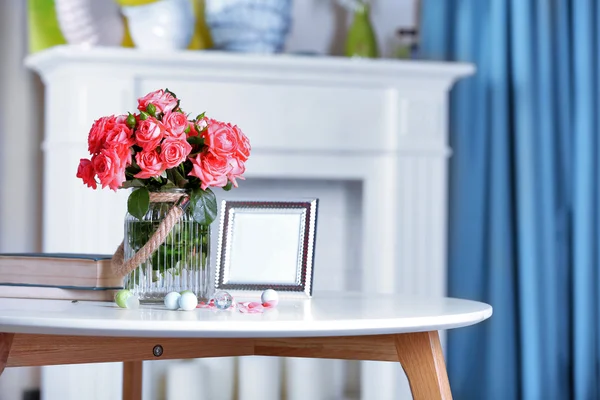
[261,289,279,307]
[125,294,140,309]
[164,291,182,310]
[178,292,198,311]
[115,289,132,308]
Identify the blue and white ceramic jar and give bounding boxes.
[205,0,293,53]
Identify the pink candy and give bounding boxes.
[197,299,218,309]
[197,296,278,314]
[237,301,277,314]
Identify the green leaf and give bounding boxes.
[127,187,150,220]
[165,88,177,98]
[196,112,206,121]
[189,187,217,225]
[171,168,188,187]
[161,181,177,190]
[187,136,205,146]
[187,151,202,158]
[121,179,145,188]
[223,181,233,191]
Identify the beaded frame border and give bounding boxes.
[215,199,318,298]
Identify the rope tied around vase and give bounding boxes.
[112,192,191,277]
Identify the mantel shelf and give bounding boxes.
[26,45,474,88]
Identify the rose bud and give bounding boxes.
[126,113,136,129]
[147,103,157,117]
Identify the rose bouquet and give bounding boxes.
[77,88,250,218]
[76,89,250,301]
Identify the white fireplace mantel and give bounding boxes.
[28,45,469,89]
[26,46,474,400]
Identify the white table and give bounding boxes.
[0,293,492,400]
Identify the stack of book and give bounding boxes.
[0,253,123,301]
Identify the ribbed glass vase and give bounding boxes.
[123,189,210,303]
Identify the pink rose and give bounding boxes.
[160,137,192,169]
[76,158,97,189]
[88,117,110,154]
[135,150,164,179]
[137,89,178,114]
[135,117,165,151]
[162,111,188,137]
[202,118,251,162]
[105,116,134,149]
[189,118,250,189]
[202,118,239,157]
[227,157,246,188]
[186,117,207,138]
[88,115,133,155]
[115,143,133,167]
[92,149,126,191]
[235,125,251,162]
[196,117,208,132]
[188,152,230,190]
[187,121,198,137]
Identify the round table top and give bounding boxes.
[0,292,492,338]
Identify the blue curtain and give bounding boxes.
[420,1,599,399]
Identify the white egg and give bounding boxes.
[261,289,279,306]
[178,292,198,311]
[125,295,140,310]
[164,291,182,310]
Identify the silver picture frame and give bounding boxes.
[215,199,318,298]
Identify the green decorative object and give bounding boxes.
[114,289,133,308]
[27,0,67,53]
[345,1,379,58]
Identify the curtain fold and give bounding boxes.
[572,1,599,398]
[421,1,600,398]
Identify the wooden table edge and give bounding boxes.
[0,331,452,400]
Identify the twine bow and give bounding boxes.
[111,192,191,277]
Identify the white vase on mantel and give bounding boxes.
[122,0,195,50]
[54,0,124,46]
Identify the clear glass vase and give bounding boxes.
[123,189,211,303]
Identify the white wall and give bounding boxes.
[0,0,43,252]
[0,1,43,399]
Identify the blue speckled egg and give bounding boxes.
[179,292,198,311]
[164,291,182,310]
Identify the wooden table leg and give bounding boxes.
[394,331,452,400]
[123,361,143,400]
[0,333,14,376]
